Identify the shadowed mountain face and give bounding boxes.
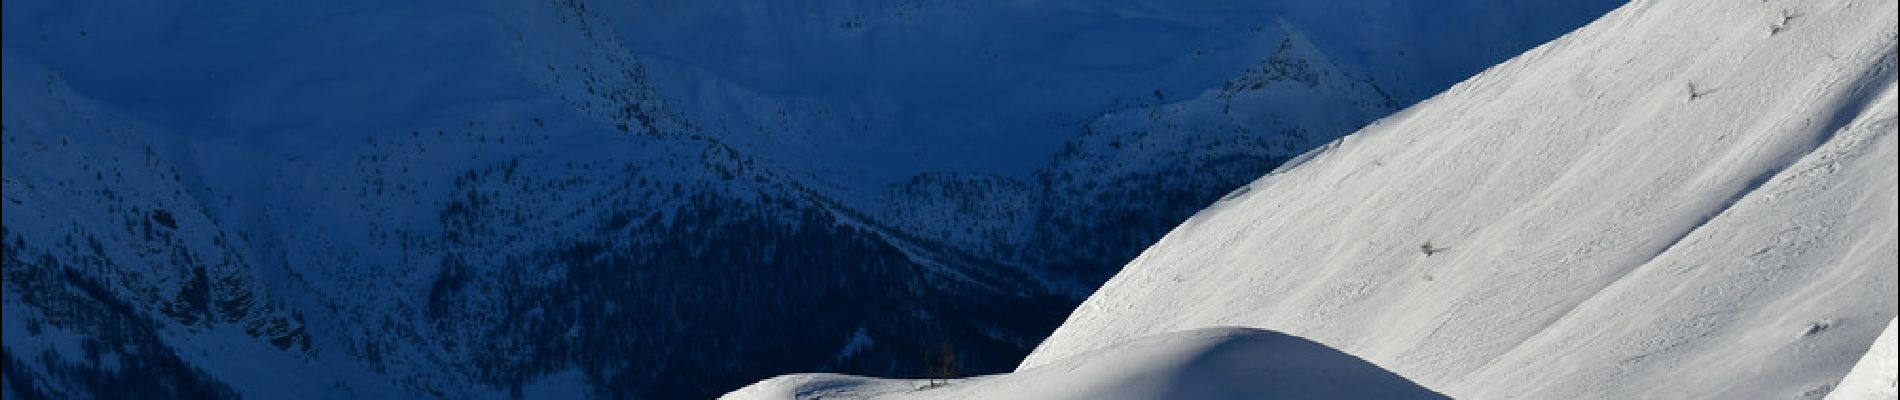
[1,0,1618,398]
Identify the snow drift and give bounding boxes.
[723,327,1444,400]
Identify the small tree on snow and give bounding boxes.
[919,343,959,390]
[1688,82,1717,100]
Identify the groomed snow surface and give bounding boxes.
[729,0,1900,397]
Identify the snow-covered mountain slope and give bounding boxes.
[1021,0,1900,398]
[724,327,1443,400]
[2,0,1620,398]
[1830,319,1897,400]
[727,0,1898,398]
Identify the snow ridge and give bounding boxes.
[1829,319,1898,400]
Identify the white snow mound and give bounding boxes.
[721,327,1443,400]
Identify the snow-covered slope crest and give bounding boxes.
[722,327,1444,400]
[1026,0,1899,398]
[1828,318,1897,400]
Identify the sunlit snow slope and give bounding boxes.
[1027,0,1899,398]
[728,0,1899,398]
[1829,319,1897,400]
